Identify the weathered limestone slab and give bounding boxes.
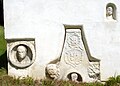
[7,39,35,78]
[58,26,100,82]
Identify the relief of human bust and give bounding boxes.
[67,72,82,83]
[8,40,35,68]
[16,45,31,64]
[106,3,116,21]
[46,64,60,80]
[106,6,114,20]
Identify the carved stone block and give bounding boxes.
[67,72,83,82]
[62,29,84,67]
[7,39,36,78]
[88,62,100,81]
[59,26,100,82]
[46,64,60,80]
[7,39,36,68]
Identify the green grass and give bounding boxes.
[0,26,6,57]
[0,68,105,86]
[0,68,119,86]
[105,75,120,86]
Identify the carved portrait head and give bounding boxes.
[46,64,60,79]
[16,45,31,64]
[106,3,116,20]
[106,6,113,16]
[67,72,82,82]
[8,40,36,68]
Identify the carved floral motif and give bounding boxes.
[88,62,100,81]
[64,49,82,67]
[63,29,84,67]
[46,64,60,80]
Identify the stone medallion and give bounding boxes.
[8,40,36,69]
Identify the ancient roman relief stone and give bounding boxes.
[106,3,116,21]
[88,62,100,81]
[45,64,60,80]
[67,72,82,82]
[7,39,36,69]
[62,29,84,67]
[60,25,100,82]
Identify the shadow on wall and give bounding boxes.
[0,0,4,26]
[0,51,7,70]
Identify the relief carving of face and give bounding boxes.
[71,73,78,81]
[46,64,59,79]
[48,68,57,78]
[107,6,113,16]
[8,41,36,68]
[17,45,27,59]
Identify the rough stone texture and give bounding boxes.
[4,0,120,81]
[59,28,100,82]
[46,64,60,80]
[7,39,35,78]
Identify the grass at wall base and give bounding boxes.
[0,68,120,86]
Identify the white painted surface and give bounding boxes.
[4,0,120,81]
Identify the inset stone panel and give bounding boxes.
[7,39,36,69]
[60,25,100,82]
[88,62,100,81]
[63,29,84,67]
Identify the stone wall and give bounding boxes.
[4,0,120,81]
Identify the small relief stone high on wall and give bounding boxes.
[106,3,117,21]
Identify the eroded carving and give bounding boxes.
[16,45,31,64]
[88,62,100,81]
[64,49,82,67]
[106,3,116,21]
[106,6,114,20]
[46,64,60,80]
[63,29,84,67]
[8,40,35,68]
[67,72,82,83]
[66,32,83,50]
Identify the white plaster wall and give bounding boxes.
[4,0,120,81]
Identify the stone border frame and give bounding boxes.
[7,39,36,69]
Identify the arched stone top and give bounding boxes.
[62,69,83,82]
[67,72,83,82]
